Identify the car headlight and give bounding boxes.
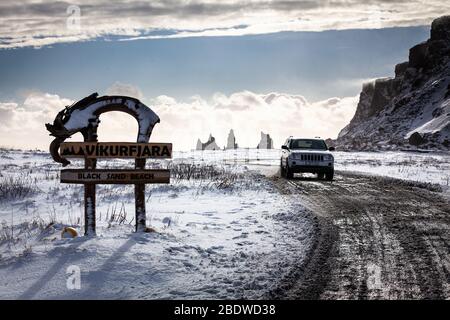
[324,154,334,161]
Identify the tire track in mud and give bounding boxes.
[268,172,450,299]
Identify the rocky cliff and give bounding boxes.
[336,16,450,151]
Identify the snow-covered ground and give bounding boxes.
[0,149,314,299]
[335,151,450,187]
[178,149,450,187]
[1,147,448,299]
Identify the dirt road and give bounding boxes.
[268,171,450,299]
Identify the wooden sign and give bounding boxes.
[60,142,172,159]
[47,94,172,235]
[61,169,170,184]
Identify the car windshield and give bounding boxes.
[290,139,327,150]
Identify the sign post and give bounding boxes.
[135,158,146,232]
[59,142,172,234]
[84,129,97,236]
[46,93,168,236]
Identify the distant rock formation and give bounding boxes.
[336,15,450,151]
[196,134,220,150]
[226,129,238,149]
[195,139,202,151]
[257,131,273,149]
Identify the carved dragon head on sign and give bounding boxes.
[46,93,160,166]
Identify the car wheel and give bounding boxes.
[286,165,294,179]
[325,171,334,181]
[280,159,285,177]
[317,173,325,180]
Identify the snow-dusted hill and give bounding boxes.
[336,16,450,151]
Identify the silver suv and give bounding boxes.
[280,137,335,180]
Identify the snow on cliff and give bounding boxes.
[336,16,450,151]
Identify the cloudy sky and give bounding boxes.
[0,1,446,150]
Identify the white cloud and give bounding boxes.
[0,92,73,149]
[0,89,358,150]
[0,92,72,129]
[91,89,360,150]
[0,1,447,49]
[0,102,17,125]
[105,82,144,100]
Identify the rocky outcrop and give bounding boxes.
[226,129,238,149]
[431,15,450,41]
[257,132,273,149]
[336,16,450,151]
[196,134,220,150]
[408,132,426,146]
